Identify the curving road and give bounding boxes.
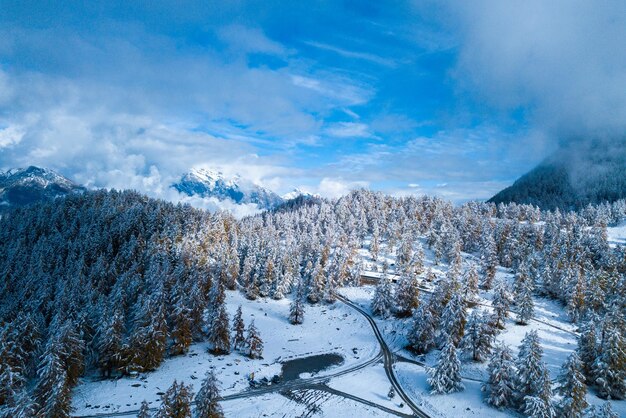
[75,292,435,418]
[336,294,430,418]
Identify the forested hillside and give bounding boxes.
[1,189,625,417]
[490,138,626,210]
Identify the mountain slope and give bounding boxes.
[0,166,84,210]
[489,138,626,210]
[172,168,284,210]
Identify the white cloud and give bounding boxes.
[450,0,626,136]
[0,125,25,148]
[325,122,372,138]
[315,177,368,199]
[218,25,290,56]
[304,41,397,67]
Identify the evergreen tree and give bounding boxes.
[207,303,230,355]
[516,331,551,412]
[523,395,555,418]
[155,380,193,418]
[492,279,511,329]
[130,295,168,372]
[231,306,246,351]
[195,370,224,418]
[463,263,480,303]
[439,292,467,347]
[515,282,535,325]
[427,337,464,394]
[407,303,437,354]
[557,352,588,418]
[137,400,151,418]
[307,260,324,304]
[577,319,598,384]
[483,342,515,409]
[35,337,72,418]
[96,309,125,377]
[592,326,626,400]
[245,321,263,359]
[289,282,305,325]
[461,310,496,362]
[395,274,420,317]
[480,233,498,289]
[514,264,535,325]
[371,272,394,318]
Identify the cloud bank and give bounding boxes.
[1,1,625,205]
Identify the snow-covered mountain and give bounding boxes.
[281,188,318,201]
[0,166,84,211]
[172,168,285,210]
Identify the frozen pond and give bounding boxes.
[281,353,344,381]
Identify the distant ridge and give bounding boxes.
[489,138,626,210]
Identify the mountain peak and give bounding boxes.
[172,168,283,210]
[282,188,317,201]
[0,166,84,210]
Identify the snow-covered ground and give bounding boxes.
[607,220,626,246]
[72,291,378,416]
[72,233,626,417]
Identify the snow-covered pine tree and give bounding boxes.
[371,271,394,318]
[289,281,305,325]
[427,336,464,394]
[514,263,535,325]
[96,309,125,377]
[566,268,586,323]
[170,285,194,356]
[207,303,230,355]
[592,326,626,400]
[395,274,420,317]
[396,235,413,273]
[557,352,588,418]
[371,221,380,261]
[492,279,511,329]
[523,395,556,418]
[245,272,260,300]
[461,309,496,362]
[463,263,480,303]
[137,400,151,418]
[307,259,325,304]
[231,306,246,351]
[577,319,598,384]
[483,342,515,409]
[480,233,497,290]
[245,321,263,359]
[155,380,193,418]
[34,336,72,418]
[195,369,224,418]
[407,302,437,354]
[515,330,550,411]
[129,294,168,372]
[439,292,467,347]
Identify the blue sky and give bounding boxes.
[1,1,625,202]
